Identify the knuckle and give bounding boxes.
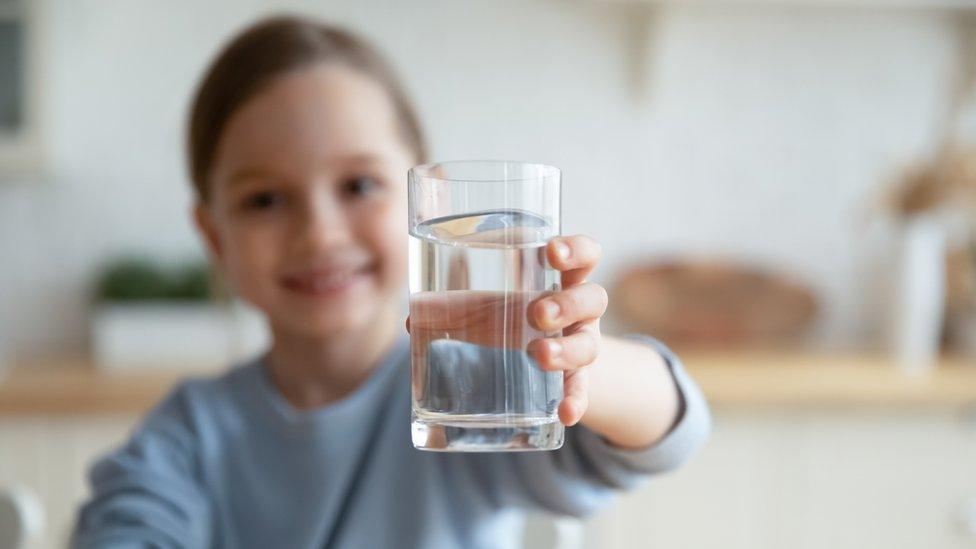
[566,235,584,254]
[590,238,602,260]
[582,282,609,312]
[582,334,601,365]
[564,289,585,317]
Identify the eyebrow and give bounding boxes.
[226,154,389,188]
[337,153,388,170]
[226,168,275,188]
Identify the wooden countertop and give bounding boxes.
[0,354,974,415]
[681,353,976,409]
[0,358,188,416]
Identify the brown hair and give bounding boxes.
[187,15,427,202]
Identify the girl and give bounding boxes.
[72,15,710,549]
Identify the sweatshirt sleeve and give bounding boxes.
[484,334,711,517]
[71,382,212,549]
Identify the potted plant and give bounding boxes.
[90,257,268,371]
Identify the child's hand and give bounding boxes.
[527,235,607,427]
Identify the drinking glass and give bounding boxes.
[408,160,563,451]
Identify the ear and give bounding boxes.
[193,202,224,263]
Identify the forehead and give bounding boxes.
[213,63,406,178]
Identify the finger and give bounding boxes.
[527,330,601,372]
[547,235,602,287]
[405,315,411,334]
[559,368,589,426]
[529,282,608,332]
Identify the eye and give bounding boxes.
[242,191,283,210]
[343,176,382,198]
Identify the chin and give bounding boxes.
[275,302,378,339]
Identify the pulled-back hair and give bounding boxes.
[187,15,426,201]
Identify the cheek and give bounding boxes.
[382,217,409,276]
[372,198,409,282]
[218,223,282,296]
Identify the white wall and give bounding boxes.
[0,0,960,357]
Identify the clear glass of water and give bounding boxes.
[408,160,563,452]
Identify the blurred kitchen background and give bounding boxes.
[1,0,976,547]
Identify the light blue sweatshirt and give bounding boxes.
[72,333,710,548]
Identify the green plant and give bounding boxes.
[95,257,214,303]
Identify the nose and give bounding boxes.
[293,187,354,254]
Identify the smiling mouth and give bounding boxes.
[280,264,376,296]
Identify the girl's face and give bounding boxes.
[195,64,415,340]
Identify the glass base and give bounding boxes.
[412,411,564,452]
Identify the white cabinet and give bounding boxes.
[584,409,976,548]
[1,408,974,548]
[0,416,133,549]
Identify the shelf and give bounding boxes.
[0,354,974,415]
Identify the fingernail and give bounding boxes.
[554,241,570,261]
[546,340,562,358]
[542,300,561,322]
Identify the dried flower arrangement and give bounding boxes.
[884,147,976,218]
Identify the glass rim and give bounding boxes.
[408,160,561,183]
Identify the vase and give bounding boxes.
[886,216,947,374]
